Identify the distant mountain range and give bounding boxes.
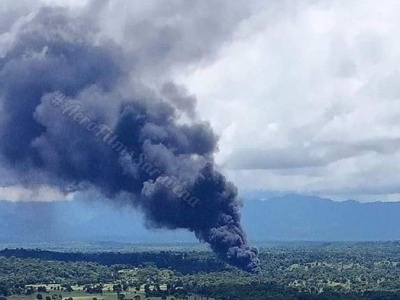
[1,194,400,243]
[241,194,400,241]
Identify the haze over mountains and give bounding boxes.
[1,194,400,243]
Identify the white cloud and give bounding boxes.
[0,185,70,202]
[38,0,90,8]
[176,0,400,201]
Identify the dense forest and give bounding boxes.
[2,242,400,299]
[0,248,226,274]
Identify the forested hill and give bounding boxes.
[1,194,400,242]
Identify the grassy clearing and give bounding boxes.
[9,284,209,300]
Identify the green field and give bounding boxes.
[3,242,400,299]
[9,283,209,300]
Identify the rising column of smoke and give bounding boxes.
[0,7,261,272]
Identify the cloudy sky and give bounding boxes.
[1,0,400,202]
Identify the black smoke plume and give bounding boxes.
[0,7,260,272]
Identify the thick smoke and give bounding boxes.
[0,7,260,272]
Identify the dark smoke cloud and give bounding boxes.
[0,6,260,272]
